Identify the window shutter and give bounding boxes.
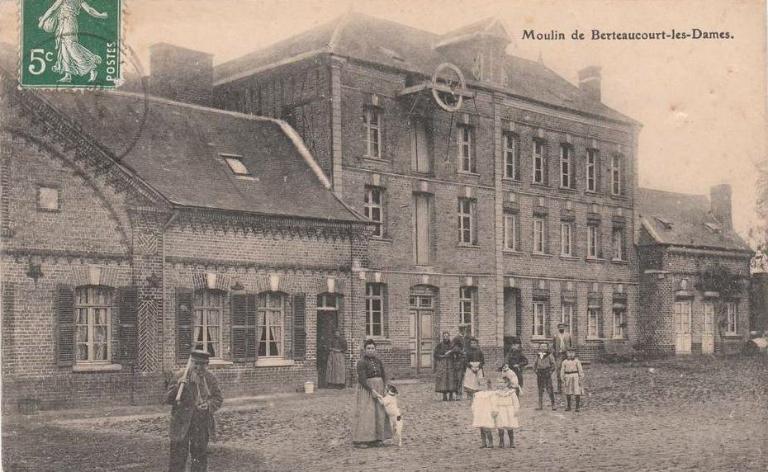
[176,288,194,363]
[56,284,75,367]
[544,303,551,338]
[231,293,257,362]
[292,293,307,360]
[598,308,605,339]
[116,286,138,364]
[382,285,390,338]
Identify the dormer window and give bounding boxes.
[221,154,250,176]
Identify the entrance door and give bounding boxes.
[702,302,715,354]
[316,294,339,388]
[503,288,520,355]
[409,294,434,372]
[673,300,692,353]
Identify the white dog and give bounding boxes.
[375,384,403,446]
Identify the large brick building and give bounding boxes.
[206,13,642,371]
[0,49,371,409]
[636,186,752,355]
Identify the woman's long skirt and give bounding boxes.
[434,357,456,393]
[326,351,346,386]
[352,377,392,443]
[562,373,584,395]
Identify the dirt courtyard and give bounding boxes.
[3,355,767,471]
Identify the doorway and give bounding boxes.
[702,302,715,354]
[673,300,692,353]
[503,288,521,356]
[316,293,339,388]
[409,286,436,373]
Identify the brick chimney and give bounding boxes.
[710,183,733,230]
[578,65,602,102]
[149,43,213,106]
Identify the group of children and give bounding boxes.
[470,340,586,448]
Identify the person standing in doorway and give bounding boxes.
[433,331,457,401]
[166,349,223,472]
[552,323,573,394]
[326,329,348,389]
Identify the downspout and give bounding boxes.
[161,209,180,373]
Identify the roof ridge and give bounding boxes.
[638,186,708,200]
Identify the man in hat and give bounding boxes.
[166,349,223,472]
[552,323,573,394]
[503,336,528,389]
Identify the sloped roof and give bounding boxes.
[214,12,635,124]
[0,45,362,224]
[636,188,750,252]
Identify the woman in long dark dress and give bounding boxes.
[326,329,348,388]
[352,339,392,447]
[433,331,457,401]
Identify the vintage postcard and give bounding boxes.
[0,0,766,471]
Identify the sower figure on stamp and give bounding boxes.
[166,349,223,472]
[552,323,573,394]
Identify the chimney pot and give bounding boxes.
[710,183,733,231]
[578,65,602,102]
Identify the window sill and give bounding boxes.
[531,182,550,189]
[72,363,123,373]
[722,334,742,339]
[586,257,606,263]
[366,337,392,346]
[531,252,553,258]
[256,358,296,367]
[370,237,393,243]
[361,156,389,164]
[457,171,481,177]
[531,336,548,341]
[558,186,577,193]
[502,249,524,256]
[502,177,521,183]
[457,243,481,249]
[585,190,601,196]
[208,359,234,367]
[585,337,603,342]
[560,255,578,261]
[610,194,627,200]
[611,259,628,265]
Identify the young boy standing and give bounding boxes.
[560,347,585,412]
[533,343,557,411]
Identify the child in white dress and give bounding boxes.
[471,364,520,448]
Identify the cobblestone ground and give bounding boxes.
[3,356,768,471]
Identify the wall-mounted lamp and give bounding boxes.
[26,255,43,283]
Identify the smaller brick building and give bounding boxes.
[0,52,373,410]
[636,185,752,354]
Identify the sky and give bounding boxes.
[0,0,765,240]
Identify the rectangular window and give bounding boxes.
[75,286,112,362]
[364,107,381,158]
[612,227,625,261]
[560,144,573,188]
[561,302,574,336]
[37,185,60,211]
[412,118,431,173]
[503,132,520,180]
[458,198,476,245]
[414,193,431,265]
[726,302,738,334]
[503,212,519,251]
[257,292,284,358]
[533,140,546,184]
[612,309,625,338]
[365,283,385,337]
[587,225,600,259]
[459,287,476,335]
[193,290,224,358]
[532,301,547,337]
[587,307,600,338]
[560,222,573,256]
[364,187,384,238]
[586,149,599,192]
[611,154,623,195]
[533,217,546,254]
[458,125,475,173]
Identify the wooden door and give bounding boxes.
[316,295,338,388]
[409,295,434,372]
[673,301,692,353]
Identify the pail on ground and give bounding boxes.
[304,381,315,394]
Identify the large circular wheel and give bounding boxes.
[431,62,466,112]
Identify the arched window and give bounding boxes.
[75,286,113,362]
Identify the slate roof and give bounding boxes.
[0,41,362,224]
[214,12,636,124]
[636,188,750,252]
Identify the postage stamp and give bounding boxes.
[19,0,122,88]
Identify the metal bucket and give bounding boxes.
[304,381,315,394]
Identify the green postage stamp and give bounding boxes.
[20,0,122,88]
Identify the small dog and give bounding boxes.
[376,384,403,446]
